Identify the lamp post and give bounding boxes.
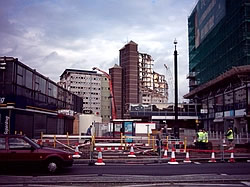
[174,39,179,139]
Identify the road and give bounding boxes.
[1,163,250,186]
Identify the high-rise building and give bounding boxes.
[109,64,123,119]
[185,0,250,133]
[117,41,168,118]
[59,69,102,116]
[119,41,140,118]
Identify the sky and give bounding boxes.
[0,0,197,103]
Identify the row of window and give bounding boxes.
[70,81,100,85]
[70,86,101,90]
[71,76,101,81]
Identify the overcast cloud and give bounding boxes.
[0,0,197,102]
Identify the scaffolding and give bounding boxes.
[188,0,250,90]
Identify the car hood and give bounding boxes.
[41,147,72,154]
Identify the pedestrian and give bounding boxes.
[226,127,234,148]
[162,125,168,138]
[86,125,92,136]
[156,128,163,155]
[84,125,92,144]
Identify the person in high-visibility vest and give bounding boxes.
[197,129,203,149]
[202,129,208,149]
[226,127,234,147]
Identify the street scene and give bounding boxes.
[1,0,250,186]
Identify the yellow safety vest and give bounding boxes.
[197,132,203,142]
[226,129,233,140]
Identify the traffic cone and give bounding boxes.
[128,145,136,157]
[162,147,168,159]
[72,144,81,159]
[228,151,235,163]
[168,148,179,164]
[183,151,191,163]
[208,151,216,162]
[95,150,105,165]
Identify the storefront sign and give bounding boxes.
[57,109,74,116]
[215,112,223,118]
[235,109,246,117]
[224,110,234,117]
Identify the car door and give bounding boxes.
[8,137,37,166]
[0,137,8,164]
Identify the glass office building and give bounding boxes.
[185,0,250,135]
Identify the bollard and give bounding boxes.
[66,132,69,146]
[54,135,56,148]
[40,132,43,146]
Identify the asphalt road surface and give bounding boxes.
[1,163,250,186]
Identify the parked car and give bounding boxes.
[0,134,73,173]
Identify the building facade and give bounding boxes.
[117,41,168,118]
[59,69,102,117]
[0,57,83,138]
[100,75,112,122]
[185,0,250,135]
[109,64,123,119]
[119,41,140,118]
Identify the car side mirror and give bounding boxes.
[30,146,36,151]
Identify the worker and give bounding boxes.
[197,129,203,149]
[202,129,208,149]
[86,125,92,136]
[156,128,163,155]
[226,127,234,148]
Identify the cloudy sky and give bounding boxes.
[0,0,197,102]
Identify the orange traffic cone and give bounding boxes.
[228,151,235,163]
[73,144,81,159]
[183,151,191,163]
[128,145,136,158]
[208,151,216,162]
[168,148,178,164]
[162,147,168,159]
[95,150,105,165]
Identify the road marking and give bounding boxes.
[193,162,201,164]
[241,181,250,186]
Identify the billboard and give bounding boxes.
[195,0,226,47]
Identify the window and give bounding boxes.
[17,65,24,85]
[8,137,31,150]
[0,138,5,150]
[25,70,33,89]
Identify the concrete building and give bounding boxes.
[109,64,123,119]
[100,75,112,122]
[185,0,250,136]
[117,41,168,118]
[119,41,140,118]
[59,69,102,117]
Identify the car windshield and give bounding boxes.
[24,136,41,149]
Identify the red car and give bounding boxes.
[0,134,73,173]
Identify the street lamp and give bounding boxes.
[173,39,179,139]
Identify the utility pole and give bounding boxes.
[174,39,179,139]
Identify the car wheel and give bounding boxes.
[46,159,61,174]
